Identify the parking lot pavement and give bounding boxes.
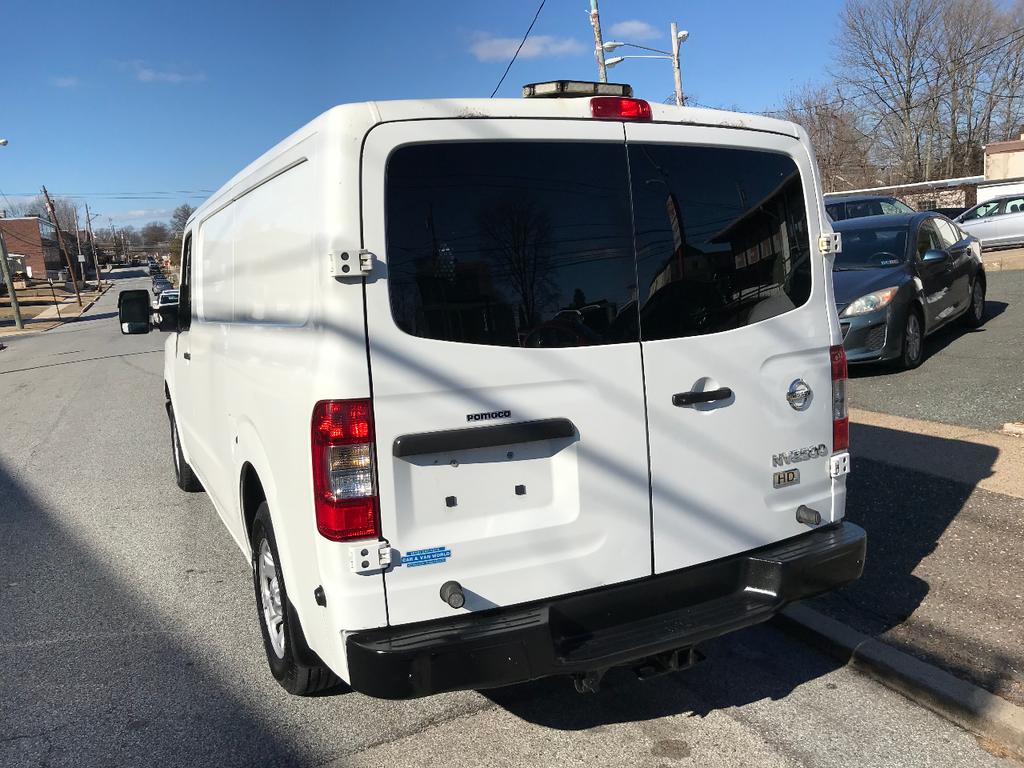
[848,269,1022,431]
[1,274,1016,767]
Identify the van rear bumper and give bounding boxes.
[346,521,866,699]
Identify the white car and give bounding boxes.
[155,290,178,309]
[955,194,1024,248]
[118,82,865,699]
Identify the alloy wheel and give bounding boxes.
[258,539,286,659]
[906,313,922,364]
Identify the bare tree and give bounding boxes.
[834,0,943,183]
[478,196,556,328]
[781,84,878,191]
[9,194,79,226]
[827,0,1024,182]
[170,203,195,235]
[141,222,170,245]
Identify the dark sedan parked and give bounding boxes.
[825,194,915,222]
[831,213,986,369]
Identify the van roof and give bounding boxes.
[188,98,803,227]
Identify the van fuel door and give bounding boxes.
[329,249,375,277]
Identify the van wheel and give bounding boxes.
[899,308,924,370]
[251,503,341,696]
[168,404,203,492]
[963,277,986,328]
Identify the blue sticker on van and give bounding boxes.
[402,546,451,568]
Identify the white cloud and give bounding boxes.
[470,33,585,62]
[121,60,206,84]
[109,208,174,223]
[608,20,662,42]
[50,76,79,88]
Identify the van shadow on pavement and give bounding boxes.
[0,461,296,767]
[810,422,1024,706]
[483,618,846,730]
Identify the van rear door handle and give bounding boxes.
[183,352,191,360]
[672,387,732,407]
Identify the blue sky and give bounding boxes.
[0,0,844,228]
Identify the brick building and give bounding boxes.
[0,216,63,280]
[826,175,983,213]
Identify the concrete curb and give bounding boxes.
[776,604,1024,760]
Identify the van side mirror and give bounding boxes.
[118,289,153,334]
[921,248,949,264]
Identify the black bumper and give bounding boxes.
[347,522,866,699]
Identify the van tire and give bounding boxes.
[168,404,203,492]
[250,503,341,696]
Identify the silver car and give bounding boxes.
[955,194,1024,248]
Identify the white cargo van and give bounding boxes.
[119,82,865,699]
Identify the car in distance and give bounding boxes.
[117,84,866,699]
[954,194,1024,249]
[825,194,915,222]
[832,213,985,369]
[155,289,179,309]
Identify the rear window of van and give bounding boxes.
[385,141,811,347]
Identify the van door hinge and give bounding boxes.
[329,249,375,277]
[349,540,392,574]
[818,232,842,255]
[830,452,850,478]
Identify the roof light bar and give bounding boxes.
[522,80,634,99]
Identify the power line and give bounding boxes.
[490,0,546,98]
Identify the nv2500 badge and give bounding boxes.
[772,443,828,467]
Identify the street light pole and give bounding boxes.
[0,138,24,330]
[603,25,688,106]
[589,0,608,83]
[671,22,684,107]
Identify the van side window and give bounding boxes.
[385,142,639,347]
[179,233,193,331]
[628,144,812,340]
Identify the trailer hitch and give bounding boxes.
[633,646,703,681]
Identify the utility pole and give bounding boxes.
[42,186,83,307]
[0,228,24,330]
[589,0,608,83]
[85,202,102,288]
[670,22,684,107]
[0,137,22,329]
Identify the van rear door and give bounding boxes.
[623,123,838,574]
[362,120,653,626]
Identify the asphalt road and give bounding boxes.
[0,271,1015,767]
[849,270,1023,430]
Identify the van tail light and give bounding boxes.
[590,96,652,121]
[311,399,380,541]
[830,345,849,452]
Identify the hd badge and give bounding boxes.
[772,468,800,489]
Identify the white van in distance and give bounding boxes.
[119,81,866,698]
